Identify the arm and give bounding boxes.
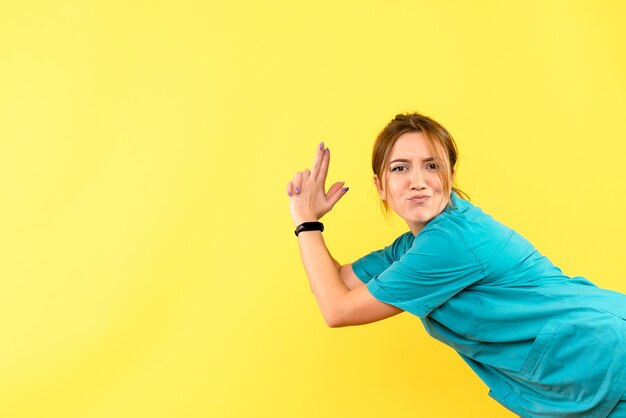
[331,258,364,290]
[297,231,402,327]
[286,143,403,327]
[308,258,362,293]
[339,263,365,290]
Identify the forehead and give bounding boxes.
[389,131,436,159]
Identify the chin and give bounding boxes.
[402,214,432,225]
[407,210,436,222]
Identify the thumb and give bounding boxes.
[327,182,348,208]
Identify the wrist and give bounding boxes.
[294,221,324,237]
[292,215,319,226]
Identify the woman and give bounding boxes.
[286,113,626,417]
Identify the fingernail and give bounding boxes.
[295,187,301,193]
[342,187,349,193]
[324,147,329,155]
[288,191,293,197]
[319,142,325,151]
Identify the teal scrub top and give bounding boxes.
[352,192,626,417]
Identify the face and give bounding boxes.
[375,131,450,235]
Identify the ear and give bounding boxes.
[373,175,386,200]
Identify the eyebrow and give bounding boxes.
[389,157,435,164]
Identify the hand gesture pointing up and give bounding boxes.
[286,142,349,226]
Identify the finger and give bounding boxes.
[310,141,325,179]
[327,182,349,208]
[302,168,310,183]
[293,172,303,194]
[326,181,344,198]
[318,146,330,185]
[286,181,294,197]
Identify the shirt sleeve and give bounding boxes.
[366,226,485,318]
[351,231,415,284]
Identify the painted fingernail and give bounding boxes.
[324,147,329,155]
[342,187,349,193]
[288,191,293,197]
[319,142,324,151]
[295,187,301,193]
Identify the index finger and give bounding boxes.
[318,146,330,185]
[310,141,325,179]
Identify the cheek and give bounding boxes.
[388,178,406,198]
[427,173,444,191]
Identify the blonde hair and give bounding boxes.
[372,112,468,212]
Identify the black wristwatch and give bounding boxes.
[294,222,324,236]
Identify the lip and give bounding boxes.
[408,195,431,202]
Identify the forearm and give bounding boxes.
[297,231,350,325]
[286,144,401,327]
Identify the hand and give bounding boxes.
[286,142,349,226]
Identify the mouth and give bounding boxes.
[409,195,431,202]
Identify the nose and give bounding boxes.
[410,168,427,191]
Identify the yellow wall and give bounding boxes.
[1,1,625,417]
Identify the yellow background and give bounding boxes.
[1,1,625,417]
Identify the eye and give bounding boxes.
[426,162,439,170]
[390,165,408,173]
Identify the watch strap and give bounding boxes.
[294,222,324,236]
